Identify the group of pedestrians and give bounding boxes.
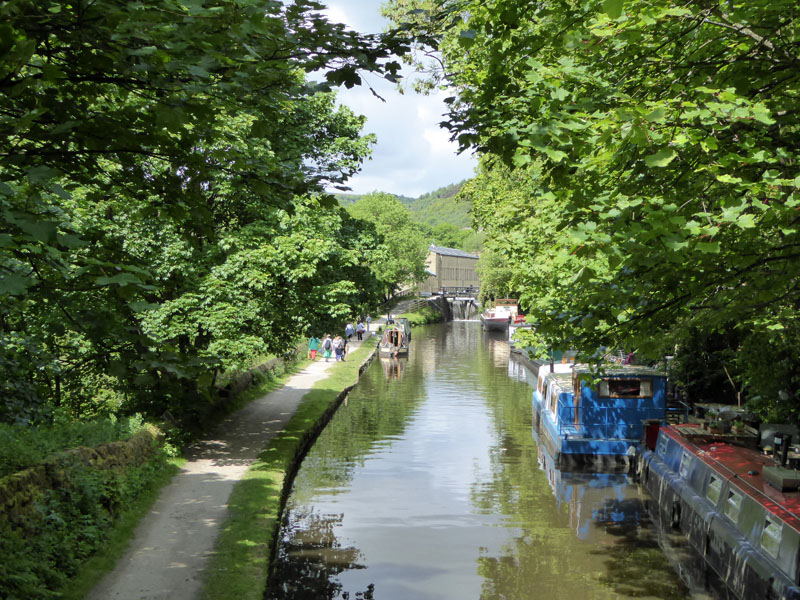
[307,315,372,364]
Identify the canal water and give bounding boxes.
[267,322,701,600]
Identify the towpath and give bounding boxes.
[87,325,382,600]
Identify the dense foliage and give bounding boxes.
[388,1,800,418]
[1,0,410,425]
[0,444,172,600]
[346,192,429,297]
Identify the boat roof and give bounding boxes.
[664,424,800,530]
[428,244,478,259]
[572,364,666,378]
[546,372,574,390]
[537,364,575,377]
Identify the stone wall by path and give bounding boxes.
[0,428,159,531]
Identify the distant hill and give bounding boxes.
[407,181,469,229]
[336,181,482,252]
[335,192,414,207]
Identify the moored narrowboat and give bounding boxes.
[532,364,668,470]
[480,298,517,331]
[639,424,800,600]
[378,323,409,357]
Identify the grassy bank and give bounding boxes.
[200,341,378,600]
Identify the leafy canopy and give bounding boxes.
[387,0,800,416]
[1,0,409,423]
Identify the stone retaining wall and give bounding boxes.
[0,428,159,529]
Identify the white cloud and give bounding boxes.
[319,1,477,198]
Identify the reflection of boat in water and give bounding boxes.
[378,319,410,357]
[533,426,645,541]
[640,423,800,600]
[480,298,517,331]
[533,363,667,470]
[380,354,406,380]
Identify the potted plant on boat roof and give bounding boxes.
[709,418,729,435]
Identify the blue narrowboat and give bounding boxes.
[532,364,668,470]
[640,424,800,600]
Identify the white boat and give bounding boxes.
[480,298,517,331]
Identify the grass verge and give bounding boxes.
[200,340,378,600]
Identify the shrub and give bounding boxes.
[0,445,171,600]
[0,414,146,479]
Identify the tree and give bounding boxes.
[346,192,429,298]
[0,0,408,423]
[387,0,800,417]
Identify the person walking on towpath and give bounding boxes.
[366,314,371,332]
[321,333,333,362]
[345,321,355,340]
[356,320,365,341]
[333,335,344,361]
[308,334,321,360]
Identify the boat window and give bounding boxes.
[597,378,653,398]
[549,385,558,415]
[761,517,782,559]
[679,452,692,479]
[706,475,722,505]
[723,489,743,523]
[538,376,544,395]
[657,434,668,457]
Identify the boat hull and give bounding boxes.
[533,403,635,471]
[639,425,800,600]
[532,364,667,472]
[480,315,509,331]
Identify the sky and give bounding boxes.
[321,1,477,198]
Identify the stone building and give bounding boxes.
[417,244,480,295]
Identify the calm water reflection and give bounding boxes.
[268,322,694,600]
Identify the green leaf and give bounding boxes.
[644,148,676,168]
[716,174,742,184]
[27,166,61,184]
[645,107,667,122]
[0,273,34,295]
[602,0,624,19]
[95,273,144,286]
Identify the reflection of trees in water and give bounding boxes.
[267,510,374,600]
[471,336,691,599]
[287,355,428,505]
[592,527,691,600]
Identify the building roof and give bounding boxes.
[428,244,478,259]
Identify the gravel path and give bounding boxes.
[87,331,379,600]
